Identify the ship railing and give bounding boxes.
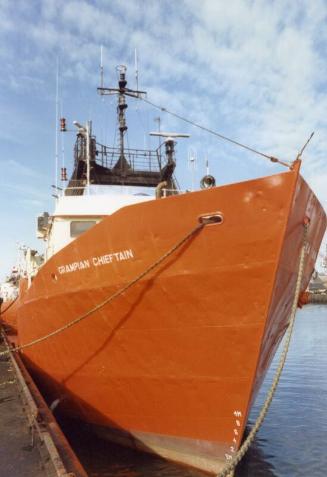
[61,181,158,197]
[95,144,163,172]
[63,180,86,196]
[59,181,190,197]
[161,188,189,197]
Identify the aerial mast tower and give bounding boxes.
[98,65,146,175]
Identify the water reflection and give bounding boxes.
[234,430,277,477]
[59,417,206,477]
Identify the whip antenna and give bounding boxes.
[188,147,197,191]
[59,67,66,183]
[154,117,161,149]
[135,48,139,92]
[205,156,209,175]
[55,56,59,191]
[100,45,104,91]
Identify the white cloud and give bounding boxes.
[0,183,49,201]
[306,172,327,208]
[0,159,48,180]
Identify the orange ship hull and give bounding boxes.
[0,299,19,333]
[17,163,326,473]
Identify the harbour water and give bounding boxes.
[60,305,326,477]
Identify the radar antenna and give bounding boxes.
[149,132,190,174]
[149,131,190,140]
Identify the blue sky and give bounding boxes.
[0,0,326,279]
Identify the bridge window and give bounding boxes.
[70,220,96,238]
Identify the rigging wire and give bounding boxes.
[139,96,292,169]
[297,132,314,159]
[136,106,147,148]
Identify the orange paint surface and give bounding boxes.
[14,164,326,473]
[0,299,19,332]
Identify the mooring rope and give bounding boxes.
[0,220,310,477]
[217,221,309,477]
[0,222,204,357]
[0,295,18,316]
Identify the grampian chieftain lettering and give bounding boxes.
[57,249,134,275]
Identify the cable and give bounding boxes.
[140,97,292,169]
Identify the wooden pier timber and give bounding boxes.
[0,329,87,477]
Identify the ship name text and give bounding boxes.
[57,249,134,275]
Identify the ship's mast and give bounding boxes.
[67,65,186,192]
[98,65,146,173]
[118,65,127,166]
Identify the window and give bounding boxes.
[70,220,96,238]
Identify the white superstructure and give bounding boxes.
[33,65,185,280]
[0,281,18,301]
[40,186,156,260]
